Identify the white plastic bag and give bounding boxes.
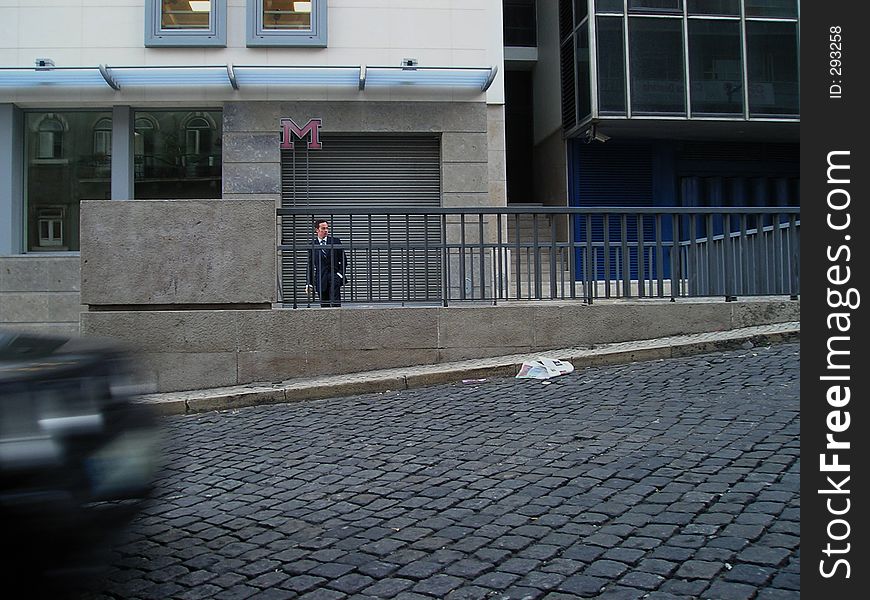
[515,357,575,379]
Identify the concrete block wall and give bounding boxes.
[80,199,276,307]
[81,299,799,393]
[0,255,82,336]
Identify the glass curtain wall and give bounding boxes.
[561,0,799,134]
[559,0,592,130]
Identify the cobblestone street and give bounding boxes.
[76,342,800,600]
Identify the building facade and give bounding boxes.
[503,0,799,215]
[0,1,507,333]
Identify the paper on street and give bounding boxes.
[515,357,575,379]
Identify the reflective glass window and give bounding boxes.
[248,0,326,46]
[36,117,64,160]
[504,0,537,46]
[25,111,111,252]
[161,0,211,30]
[93,118,112,157]
[597,16,626,114]
[689,20,743,115]
[744,0,797,18]
[262,0,312,30]
[629,0,682,13]
[146,0,226,47]
[746,21,798,116]
[596,0,624,13]
[133,110,222,199]
[573,0,588,24]
[629,18,686,114]
[576,24,592,120]
[92,117,113,178]
[687,0,739,15]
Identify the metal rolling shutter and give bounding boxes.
[571,141,655,279]
[574,140,654,240]
[280,136,442,304]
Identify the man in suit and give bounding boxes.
[306,219,347,307]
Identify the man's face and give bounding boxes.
[316,222,329,239]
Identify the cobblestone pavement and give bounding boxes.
[75,342,799,600]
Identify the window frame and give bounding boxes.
[145,0,227,47]
[628,16,687,116]
[247,0,328,47]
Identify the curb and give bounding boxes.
[137,322,799,417]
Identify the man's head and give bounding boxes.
[314,219,329,240]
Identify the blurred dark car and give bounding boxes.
[0,330,160,579]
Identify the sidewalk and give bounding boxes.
[137,321,799,416]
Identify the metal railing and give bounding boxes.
[277,207,800,307]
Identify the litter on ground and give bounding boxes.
[515,357,575,380]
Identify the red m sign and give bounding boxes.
[279,118,323,150]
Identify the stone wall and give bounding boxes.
[81,299,800,393]
[0,255,81,335]
[80,199,276,307]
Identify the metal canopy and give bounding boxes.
[0,64,497,92]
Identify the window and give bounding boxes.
[596,0,624,12]
[134,110,221,199]
[575,24,592,121]
[92,117,113,178]
[744,0,797,18]
[596,17,626,115]
[688,20,743,115]
[145,0,227,47]
[93,117,112,158]
[629,18,686,115]
[26,111,112,252]
[36,115,65,160]
[746,21,799,116]
[628,0,682,13]
[37,208,64,248]
[247,0,327,46]
[504,0,537,47]
[134,116,158,178]
[687,0,739,15]
[573,0,588,24]
[184,115,212,156]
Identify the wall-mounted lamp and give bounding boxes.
[35,58,55,70]
[401,58,418,69]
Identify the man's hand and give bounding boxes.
[305,284,314,296]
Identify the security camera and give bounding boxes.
[587,125,610,143]
[35,58,55,69]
